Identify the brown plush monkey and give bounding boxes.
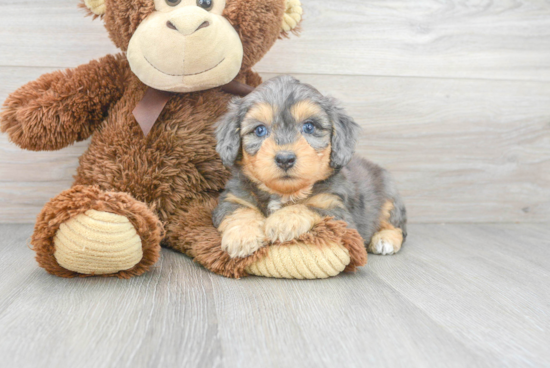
[0,0,366,279]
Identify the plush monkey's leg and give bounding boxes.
[164,197,221,258]
[32,185,162,278]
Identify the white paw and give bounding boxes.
[221,225,266,259]
[369,229,403,255]
[372,239,397,255]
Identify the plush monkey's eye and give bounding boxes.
[196,0,214,10]
[166,0,182,6]
[302,122,316,135]
[254,125,268,138]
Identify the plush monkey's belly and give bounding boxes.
[74,88,233,222]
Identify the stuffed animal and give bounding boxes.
[1,0,366,279]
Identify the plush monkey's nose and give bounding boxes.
[195,21,210,32]
[275,151,297,171]
[167,6,212,36]
[166,20,210,34]
[166,21,177,30]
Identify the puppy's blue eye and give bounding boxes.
[302,122,315,134]
[254,125,268,137]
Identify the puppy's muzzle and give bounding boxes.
[275,151,297,171]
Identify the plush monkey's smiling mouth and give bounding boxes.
[144,56,226,77]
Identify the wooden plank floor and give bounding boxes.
[1,223,549,368]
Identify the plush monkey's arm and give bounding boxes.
[0,54,128,151]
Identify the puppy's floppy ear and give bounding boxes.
[328,99,361,169]
[216,98,246,167]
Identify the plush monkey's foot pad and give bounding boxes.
[191,218,368,280]
[32,186,162,278]
[54,210,143,275]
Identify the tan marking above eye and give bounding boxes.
[290,100,323,124]
[243,103,275,130]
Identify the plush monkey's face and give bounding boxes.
[216,76,361,198]
[126,0,243,92]
[82,0,304,93]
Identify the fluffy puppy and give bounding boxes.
[213,76,407,259]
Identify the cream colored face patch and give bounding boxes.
[127,0,243,93]
[242,136,333,198]
[290,100,324,124]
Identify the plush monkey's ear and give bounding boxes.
[83,0,106,16]
[329,100,361,169]
[281,0,303,34]
[216,99,246,167]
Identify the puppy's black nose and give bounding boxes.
[275,151,297,170]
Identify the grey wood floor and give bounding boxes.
[0,223,548,368]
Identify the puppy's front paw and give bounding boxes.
[221,225,266,258]
[265,205,320,243]
[219,208,266,258]
[368,229,404,255]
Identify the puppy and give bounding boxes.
[213,76,407,259]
